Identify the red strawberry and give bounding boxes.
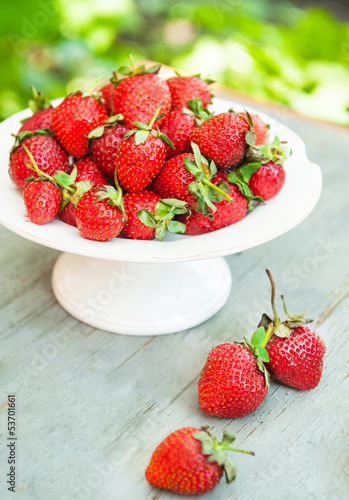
[122,191,188,240]
[160,111,195,159]
[9,132,70,191]
[112,59,171,129]
[145,427,254,495]
[198,328,270,418]
[75,185,126,241]
[99,82,115,115]
[266,326,326,390]
[90,122,129,179]
[240,112,268,146]
[160,98,212,159]
[52,92,107,157]
[121,190,160,240]
[249,160,285,200]
[191,112,249,169]
[261,270,326,391]
[116,107,171,192]
[58,201,77,227]
[177,172,248,235]
[74,157,102,174]
[24,180,61,225]
[150,153,197,209]
[151,144,234,215]
[75,169,107,187]
[18,85,53,133]
[166,74,213,111]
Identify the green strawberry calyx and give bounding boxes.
[193,428,254,484]
[111,54,161,84]
[124,105,174,148]
[138,198,189,241]
[174,69,216,86]
[28,85,52,114]
[184,142,234,217]
[227,162,264,210]
[10,128,53,153]
[95,185,127,223]
[20,85,52,124]
[258,269,313,341]
[245,135,290,166]
[242,326,271,387]
[87,114,125,140]
[182,97,213,126]
[22,145,93,210]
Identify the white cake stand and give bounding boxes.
[0,97,322,335]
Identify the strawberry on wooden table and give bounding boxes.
[166,73,213,111]
[198,325,270,418]
[191,111,249,169]
[9,130,71,191]
[261,270,326,390]
[112,56,171,129]
[75,185,126,241]
[116,106,172,192]
[52,91,107,158]
[145,427,254,495]
[18,85,53,134]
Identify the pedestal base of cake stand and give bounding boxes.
[51,253,232,336]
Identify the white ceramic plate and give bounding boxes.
[0,97,322,264]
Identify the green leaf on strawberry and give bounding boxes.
[137,198,189,241]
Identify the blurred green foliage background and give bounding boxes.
[0,0,348,124]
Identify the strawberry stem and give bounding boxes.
[148,104,163,128]
[220,446,255,456]
[128,53,135,71]
[266,269,280,326]
[260,323,274,348]
[203,178,234,204]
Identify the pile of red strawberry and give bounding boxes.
[9,57,289,241]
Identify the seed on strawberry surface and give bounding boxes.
[260,269,326,391]
[145,427,254,495]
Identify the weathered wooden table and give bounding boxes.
[1,89,348,500]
